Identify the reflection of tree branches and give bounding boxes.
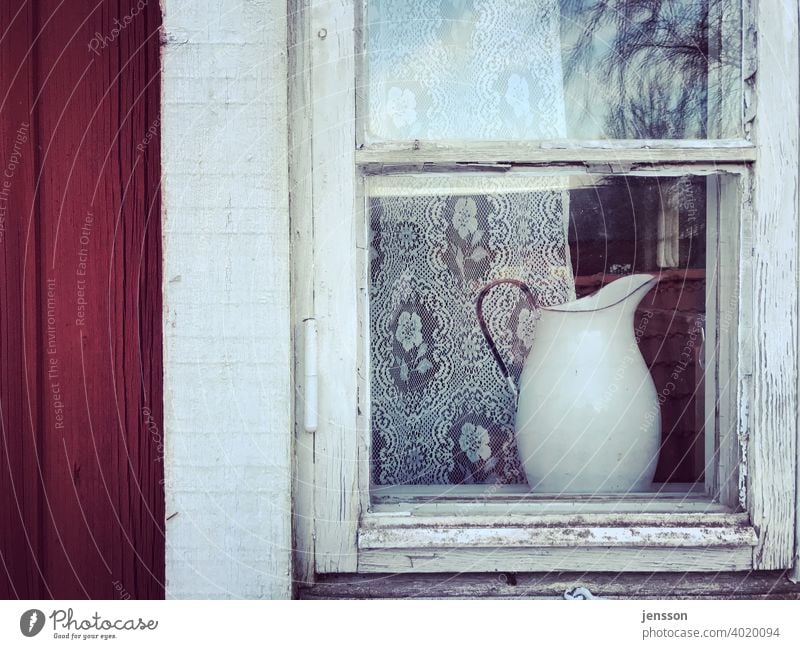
[562,0,718,138]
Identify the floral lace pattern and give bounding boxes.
[369,178,575,484]
[366,0,566,140]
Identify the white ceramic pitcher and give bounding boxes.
[476,274,661,493]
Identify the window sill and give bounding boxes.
[299,571,800,600]
[357,512,756,573]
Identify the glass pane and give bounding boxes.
[364,0,741,140]
[368,173,714,492]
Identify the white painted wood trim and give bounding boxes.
[358,547,754,573]
[704,175,721,497]
[308,0,360,573]
[356,140,756,165]
[359,525,757,550]
[162,0,293,598]
[289,0,317,586]
[362,513,750,529]
[372,500,733,516]
[714,173,744,508]
[748,0,799,570]
[794,0,800,584]
[292,0,800,582]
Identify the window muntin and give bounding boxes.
[364,0,742,142]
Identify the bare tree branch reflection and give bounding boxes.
[562,0,734,138]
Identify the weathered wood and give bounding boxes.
[794,0,800,585]
[362,512,750,529]
[353,0,372,526]
[748,0,799,570]
[288,0,317,589]
[710,174,743,508]
[704,175,720,498]
[789,0,800,592]
[355,151,371,520]
[360,525,757,550]
[300,571,800,599]
[356,140,756,166]
[296,0,800,583]
[310,0,360,573]
[373,500,732,516]
[358,546,753,573]
[353,0,368,149]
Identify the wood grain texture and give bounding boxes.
[358,546,754,573]
[355,140,756,166]
[0,0,42,599]
[359,526,757,550]
[301,571,800,599]
[289,0,317,587]
[362,512,750,529]
[309,0,360,573]
[713,174,743,509]
[794,0,800,584]
[0,0,163,598]
[749,1,799,570]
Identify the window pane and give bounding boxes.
[368,173,714,492]
[365,0,741,140]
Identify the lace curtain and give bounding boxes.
[366,0,574,485]
[366,0,566,141]
[369,177,576,485]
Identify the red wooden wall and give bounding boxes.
[0,0,164,598]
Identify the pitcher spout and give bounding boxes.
[544,273,657,314]
[600,273,658,311]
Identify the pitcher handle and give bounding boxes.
[476,279,538,398]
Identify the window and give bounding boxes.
[290,0,799,580]
[367,172,719,493]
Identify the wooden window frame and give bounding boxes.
[289,0,799,583]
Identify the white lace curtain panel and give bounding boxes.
[369,178,576,485]
[367,0,575,485]
[367,0,567,141]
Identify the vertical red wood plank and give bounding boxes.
[32,0,164,599]
[0,0,163,599]
[0,0,44,600]
[116,0,165,597]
